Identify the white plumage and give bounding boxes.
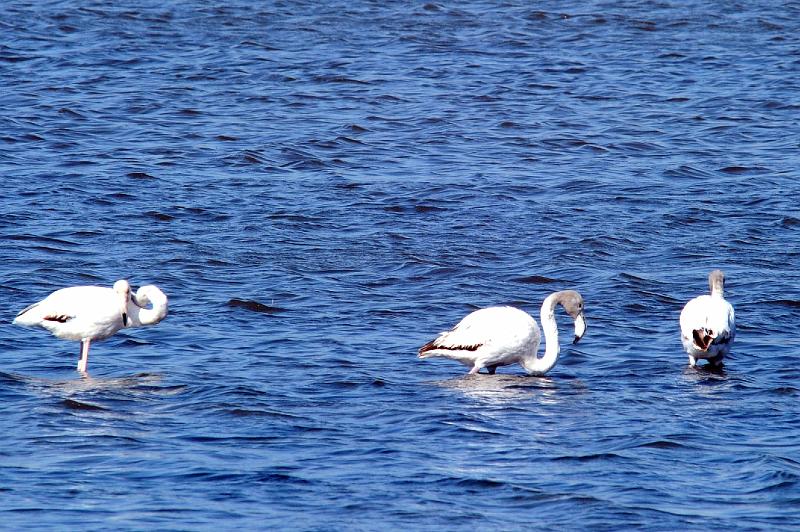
[418,290,586,376]
[679,270,735,367]
[13,280,168,373]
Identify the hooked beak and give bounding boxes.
[573,313,586,344]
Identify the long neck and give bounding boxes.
[709,272,725,297]
[128,286,168,327]
[521,293,560,375]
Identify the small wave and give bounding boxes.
[346,123,369,132]
[553,452,623,463]
[57,107,84,118]
[313,75,370,85]
[227,299,286,314]
[145,211,174,222]
[414,204,447,213]
[745,479,799,494]
[770,386,799,395]
[514,275,562,284]
[719,166,771,174]
[750,299,800,309]
[635,440,685,450]
[254,472,311,485]
[127,171,155,179]
[62,398,107,411]
[226,408,298,419]
[663,165,715,178]
[440,477,506,490]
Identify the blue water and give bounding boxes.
[2,0,800,529]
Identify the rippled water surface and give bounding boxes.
[2,1,800,529]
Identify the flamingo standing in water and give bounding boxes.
[13,280,168,373]
[418,290,587,376]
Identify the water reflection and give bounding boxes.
[2,370,184,398]
[684,363,726,377]
[680,364,728,389]
[679,363,758,402]
[431,373,575,406]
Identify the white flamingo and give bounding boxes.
[13,280,168,373]
[418,290,586,376]
[679,270,735,367]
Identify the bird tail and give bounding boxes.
[418,339,482,358]
[13,302,41,326]
[691,328,713,351]
[418,340,438,358]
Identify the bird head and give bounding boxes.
[112,279,132,326]
[559,290,587,344]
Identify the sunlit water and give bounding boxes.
[2,1,799,529]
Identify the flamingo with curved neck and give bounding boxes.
[418,290,587,376]
[127,285,169,328]
[13,280,168,373]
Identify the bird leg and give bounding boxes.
[77,339,90,373]
[487,365,497,375]
[468,365,481,375]
[688,355,697,367]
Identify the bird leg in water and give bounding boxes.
[77,339,90,373]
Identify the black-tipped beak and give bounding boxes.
[573,313,586,344]
[122,312,128,327]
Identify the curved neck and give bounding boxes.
[521,293,560,375]
[128,286,168,327]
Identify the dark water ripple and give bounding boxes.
[2,0,800,529]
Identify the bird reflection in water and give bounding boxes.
[430,373,574,405]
